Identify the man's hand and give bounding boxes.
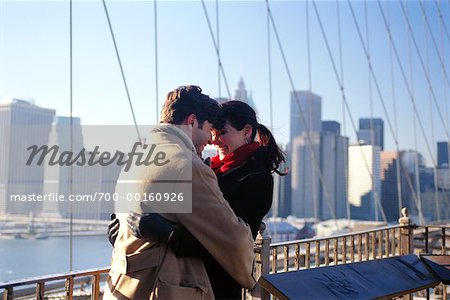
[108,213,120,246]
[127,212,174,242]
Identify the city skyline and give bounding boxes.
[0,1,449,168]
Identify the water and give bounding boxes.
[0,236,112,282]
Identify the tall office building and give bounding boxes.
[234,77,256,110]
[359,118,384,150]
[44,117,121,220]
[290,91,321,219]
[320,121,348,220]
[348,144,381,221]
[380,151,401,222]
[437,141,449,167]
[0,99,55,215]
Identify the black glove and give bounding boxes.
[127,212,174,243]
[107,213,120,246]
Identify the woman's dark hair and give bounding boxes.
[220,100,286,175]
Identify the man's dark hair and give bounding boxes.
[160,85,225,129]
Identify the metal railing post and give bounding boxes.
[398,208,413,300]
[251,222,271,300]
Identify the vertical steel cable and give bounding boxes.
[436,0,450,172]
[216,0,221,98]
[154,0,159,123]
[200,0,231,100]
[377,0,446,222]
[265,0,338,224]
[336,0,350,222]
[69,0,73,272]
[423,2,440,225]
[387,2,404,219]
[405,2,424,224]
[267,4,273,131]
[364,0,377,221]
[314,0,388,222]
[305,1,318,221]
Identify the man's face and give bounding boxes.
[192,120,213,150]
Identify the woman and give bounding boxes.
[110,100,286,299]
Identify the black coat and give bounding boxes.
[169,147,274,299]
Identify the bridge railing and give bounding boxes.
[1,209,448,300]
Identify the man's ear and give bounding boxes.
[185,114,197,127]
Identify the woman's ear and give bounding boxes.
[244,124,253,139]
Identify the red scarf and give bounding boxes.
[210,141,260,175]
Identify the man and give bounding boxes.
[104,85,256,299]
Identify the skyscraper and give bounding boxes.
[290,91,321,218]
[348,144,381,221]
[359,118,384,150]
[234,77,256,110]
[437,141,449,167]
[0,99,55,215]
[320,121,348,220]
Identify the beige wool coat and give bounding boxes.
[103,125,256,300]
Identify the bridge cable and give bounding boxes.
[436,0,450,177]
[267,3,273,131]
[305,1,319,222]
[364,0,378,221]
[348,0,422,223]
[400,0,450,221]
[154,0,159,123]
[399,0,450,145]
[69,0,74,272]
[102,0,141,142]
[418,0,450,87]
[200,0,231,100]
[376,0,450,222]
[312,0,388,222]
[386,2,404,219]
[336,0,350,223]
[266,0,338,224]
[216,0,221,98]
[404,2,425,224]
[434,0,450,44]
[423,2,441,224]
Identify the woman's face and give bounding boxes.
[212,120,251,158]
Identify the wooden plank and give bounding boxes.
[36,282,44,300]
[259,255,440,300]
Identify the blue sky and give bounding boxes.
[0,0,449,166]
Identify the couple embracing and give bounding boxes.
[104,85,285,300]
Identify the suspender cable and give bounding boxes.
[437,0,450,173]
[387,2,404,219]
[305,1,318,221]
[200,0,231,100]
[364,0,378,221]
[154,0,159,123]
[267,5,273,131]
[216,0,221,98]
[424,6,440,225]
[399,0,450,144]
[69,0,73,272]
[434,0,450,44]
[377,0,449,222]
[313,0,388,222]
[401,0,450,221]
[266,0,338,224]
[336,0,350,222]
[418,0,450,86]
[404,2,424,224]
[102,0,141,142]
